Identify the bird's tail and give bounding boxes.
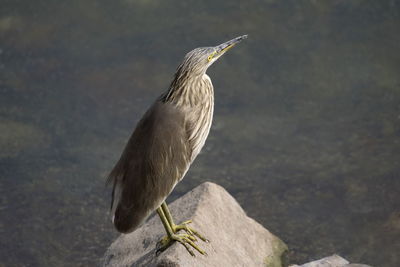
[113,202,148,233]
[112,183,158,233]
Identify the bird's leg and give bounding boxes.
[156,206,206,256]
[161,202,208,243]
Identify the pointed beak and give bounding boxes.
[216,35,248,54]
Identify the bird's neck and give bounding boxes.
[162,73,214,108]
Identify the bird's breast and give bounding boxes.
[186,78,214,161]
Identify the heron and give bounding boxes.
[107,35,247,256]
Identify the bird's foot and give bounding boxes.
[171,220,209,243]
[156,232,207,256]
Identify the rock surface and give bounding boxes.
[102,182,288,267]
[290,255,373,267]
[290,255,348,267]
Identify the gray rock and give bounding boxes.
[103,182,288,267]
[289,255,348,267]
[344,264,374,267]
[289,255,373,267]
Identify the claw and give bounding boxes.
[156,233,206,256]
[156,203,209,257]
[173,223,208,243]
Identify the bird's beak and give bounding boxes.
[216,35,248,55]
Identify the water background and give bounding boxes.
[1,0,399,266]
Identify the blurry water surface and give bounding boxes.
[1,0,399,266]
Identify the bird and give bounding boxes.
[107,35,247,256]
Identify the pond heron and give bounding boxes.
[107,35,247,256]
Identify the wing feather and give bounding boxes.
[107,101,191,233]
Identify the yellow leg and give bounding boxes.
[161,202,208,242]
[156,205,206,256]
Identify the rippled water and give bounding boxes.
[1,1,399,266]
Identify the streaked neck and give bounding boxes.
[162,74,214,107]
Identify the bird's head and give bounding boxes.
[177,35,248,77]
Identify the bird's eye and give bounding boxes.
[207,55,213,62]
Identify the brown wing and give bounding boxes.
[107,101,192,233]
